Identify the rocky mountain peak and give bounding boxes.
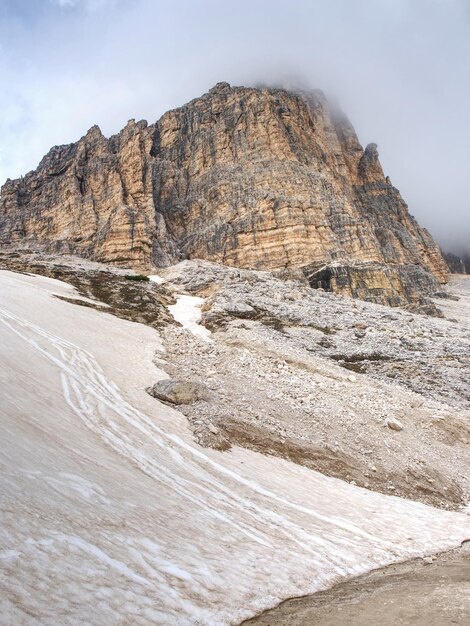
[358,142,385,181]
[209,81,232,93]
[0,82,448,306]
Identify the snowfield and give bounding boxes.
[0,270,469,625]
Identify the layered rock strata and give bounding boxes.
[0,82,448,304]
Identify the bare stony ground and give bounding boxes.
[158,261,470,511]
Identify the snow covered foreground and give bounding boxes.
[0,271,468,625]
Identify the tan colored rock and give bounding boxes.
[0,82,448,302]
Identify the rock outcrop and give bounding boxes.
[0,82,448,304]
[444,252,468,274]
[304,260,442,311]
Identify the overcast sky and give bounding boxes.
[0,0,469,252]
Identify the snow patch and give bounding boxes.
[148,274,165,285]
[168,294,211,341]
[0,550,20,561]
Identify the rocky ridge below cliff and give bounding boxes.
[0,82,448,307]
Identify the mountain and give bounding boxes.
[0,82,448,305]
[1,80,470,624]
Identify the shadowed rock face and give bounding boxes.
[0,82,448,304]
[444,252,467,274]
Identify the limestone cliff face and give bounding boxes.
[0,81,448,302]
[0,122,156,268]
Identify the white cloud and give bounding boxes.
[51,0,80,7]
[51,0,116,11]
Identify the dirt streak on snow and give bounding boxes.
[0,269,469,625]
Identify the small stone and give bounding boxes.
[422,556,434,565]
[147,379,209,405]
[386,418,404,431]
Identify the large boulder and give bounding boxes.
[147,379,209,405]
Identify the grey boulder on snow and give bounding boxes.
[147,378,209,405]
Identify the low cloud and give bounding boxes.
[50,0,115,10]
[51,0,78,7]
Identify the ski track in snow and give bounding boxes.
[0,271,469,625]
[0,306,389,550]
